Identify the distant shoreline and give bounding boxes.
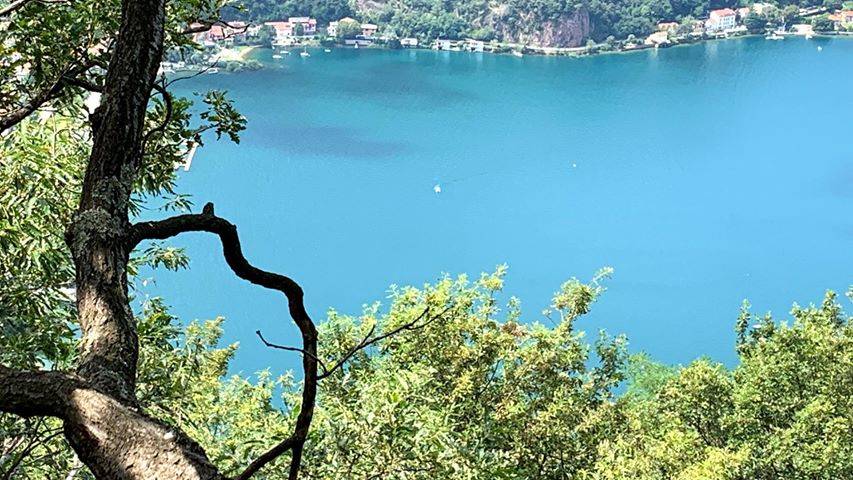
[260,32,846,60]
[176,31,851,76]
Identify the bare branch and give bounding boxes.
[130,203,318,480]
[181,19,250,36]
[318,305,453,380]
[256,330,329,374]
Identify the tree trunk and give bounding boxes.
[58,0,232,477]
[0,0,321,477]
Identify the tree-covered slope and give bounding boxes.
[231,0,837,46]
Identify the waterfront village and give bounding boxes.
[162,5,853,73]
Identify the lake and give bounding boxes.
[149,36,852,378]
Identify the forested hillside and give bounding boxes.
[229,0,840,45]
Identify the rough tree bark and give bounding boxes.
[0,0,318,478]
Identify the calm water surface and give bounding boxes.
[149,37,852,376]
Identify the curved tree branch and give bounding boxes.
[130,203,317,480]
[0,60,98,133]
[142,81,173,146]
[0,80,65,133]
[0,366,82,419]
[0,0,70,17]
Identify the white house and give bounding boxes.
[707,8,737,32]
[264,21,294,44]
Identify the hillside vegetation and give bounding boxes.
[229,0,839,46]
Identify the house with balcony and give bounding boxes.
[264,21,294,45]
[706,8,737,32]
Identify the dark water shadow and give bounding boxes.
[250,124,410,159]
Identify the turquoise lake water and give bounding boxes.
[150,36,852,377]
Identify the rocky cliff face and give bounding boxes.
[489,8,591,48]
[355,1,592,48]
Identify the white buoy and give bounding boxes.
[433,184,442,194]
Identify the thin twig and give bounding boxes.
[318,305,453,380]
[256,330,329,375]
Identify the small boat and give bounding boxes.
[207,67,219,74]
[300,50,310,58]
[354,43,359,49]
[272,54,283,59]
[817,45,823,51]
[433,184,442,194]
[512,50,524,57]
[765,34,784,40]
[805,33,814,39]
[324,48,332,53]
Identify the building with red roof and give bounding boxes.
[707,8,737,32]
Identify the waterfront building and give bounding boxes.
[400,37,419,47]
[264,21,294,44]
[344,38,373,47]
[707,8,737,32]
[644,31,670,46]
[328,18,359,38]
[361,23,378,38]
[465,39,485,52]
[843,10,853,25]
[433,39,461,50]
[288,17,317,36]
